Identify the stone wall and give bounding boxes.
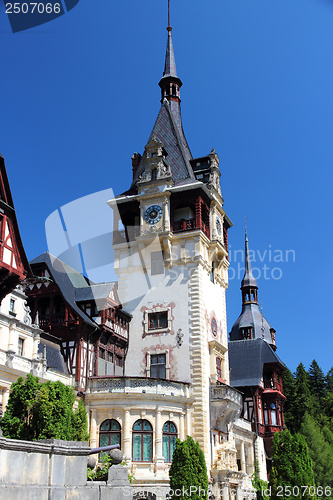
[0,437,130,500]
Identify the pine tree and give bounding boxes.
[326,369,333,392]
[308,360,326,422]
[301,413,333,498]
[282,368,297,433]
[293,363,314,431]
[169,436,209,500]
[269,430,316,500]
[0,375,89,441]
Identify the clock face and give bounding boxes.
[211,318,218,337]
[216,217,222,235]
[144,205,163,225]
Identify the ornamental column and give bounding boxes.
[90,410,97,448]
[123,409,132,462]
[240,441,246,473]
[155,410,165,473]
[247,442,255,475]
[180,412,185,440]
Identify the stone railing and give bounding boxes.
[88,376,190,399]
[0,437,131,500]
[210,383,243,432]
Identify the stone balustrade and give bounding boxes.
[88,376,190,399]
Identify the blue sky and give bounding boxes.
[1,0,332,374]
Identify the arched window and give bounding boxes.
[132,419,153,462]
[162,421,177,462]
[99,419,121,451]
[151,168,157,180]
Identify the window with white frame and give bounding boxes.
[9,298,16,316]
[146,350,170,379]
[144,307,172,334]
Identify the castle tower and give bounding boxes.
[108,18,235,471]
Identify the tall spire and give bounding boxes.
[159,0,182,103]
[241,229,258,304]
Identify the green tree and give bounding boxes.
[301,413,333,498]
[293,363,314,431]
[0,374,89,441]
[269,430,316,500]
[308,360,327,423]
[282,368,297,433]
[169,436,209,500]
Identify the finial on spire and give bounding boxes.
[168,0,171,31]
[159,0,182,102]
[241,226,258,302]
[245,215,248,240]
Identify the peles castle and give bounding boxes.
[0,16,286,500]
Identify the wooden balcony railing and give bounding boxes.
[172,219,210,238]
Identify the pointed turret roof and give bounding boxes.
[161,27,179,80]
[229,230,276,349]
[241,229,258,289]
[130,20,195,188]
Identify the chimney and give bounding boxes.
[132,153,141,180]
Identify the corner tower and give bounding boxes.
[229,230,276,348]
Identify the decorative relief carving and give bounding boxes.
[23,300,32,326]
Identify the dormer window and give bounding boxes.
[240,327,252,340]
[151,168,157,180]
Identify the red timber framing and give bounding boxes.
[170,189,211,239]
[26,261,130,391]
[239,363,286,459]
[0,155,30,301]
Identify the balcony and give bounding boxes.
[263,379,283,393]
[172,219,210,239]
[88,376,190,399]
[104,318,129,341]
[210,384,243,432]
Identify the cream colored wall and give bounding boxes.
[85,384,192,482]
[0,286,73,414]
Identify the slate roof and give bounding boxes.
[131,99,194,186]
[30,252,117,328]
[75,283,116,302]
[38,338,68,375]
[228,338,286,387]
[229,302,274,343]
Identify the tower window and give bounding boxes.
[210,262,215,282]
[18,338,24,357]
[150,353,166,378]
[240,327,252,340]
[216,357,222,380]
[148,311,168,330]
[9,298,15,315]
